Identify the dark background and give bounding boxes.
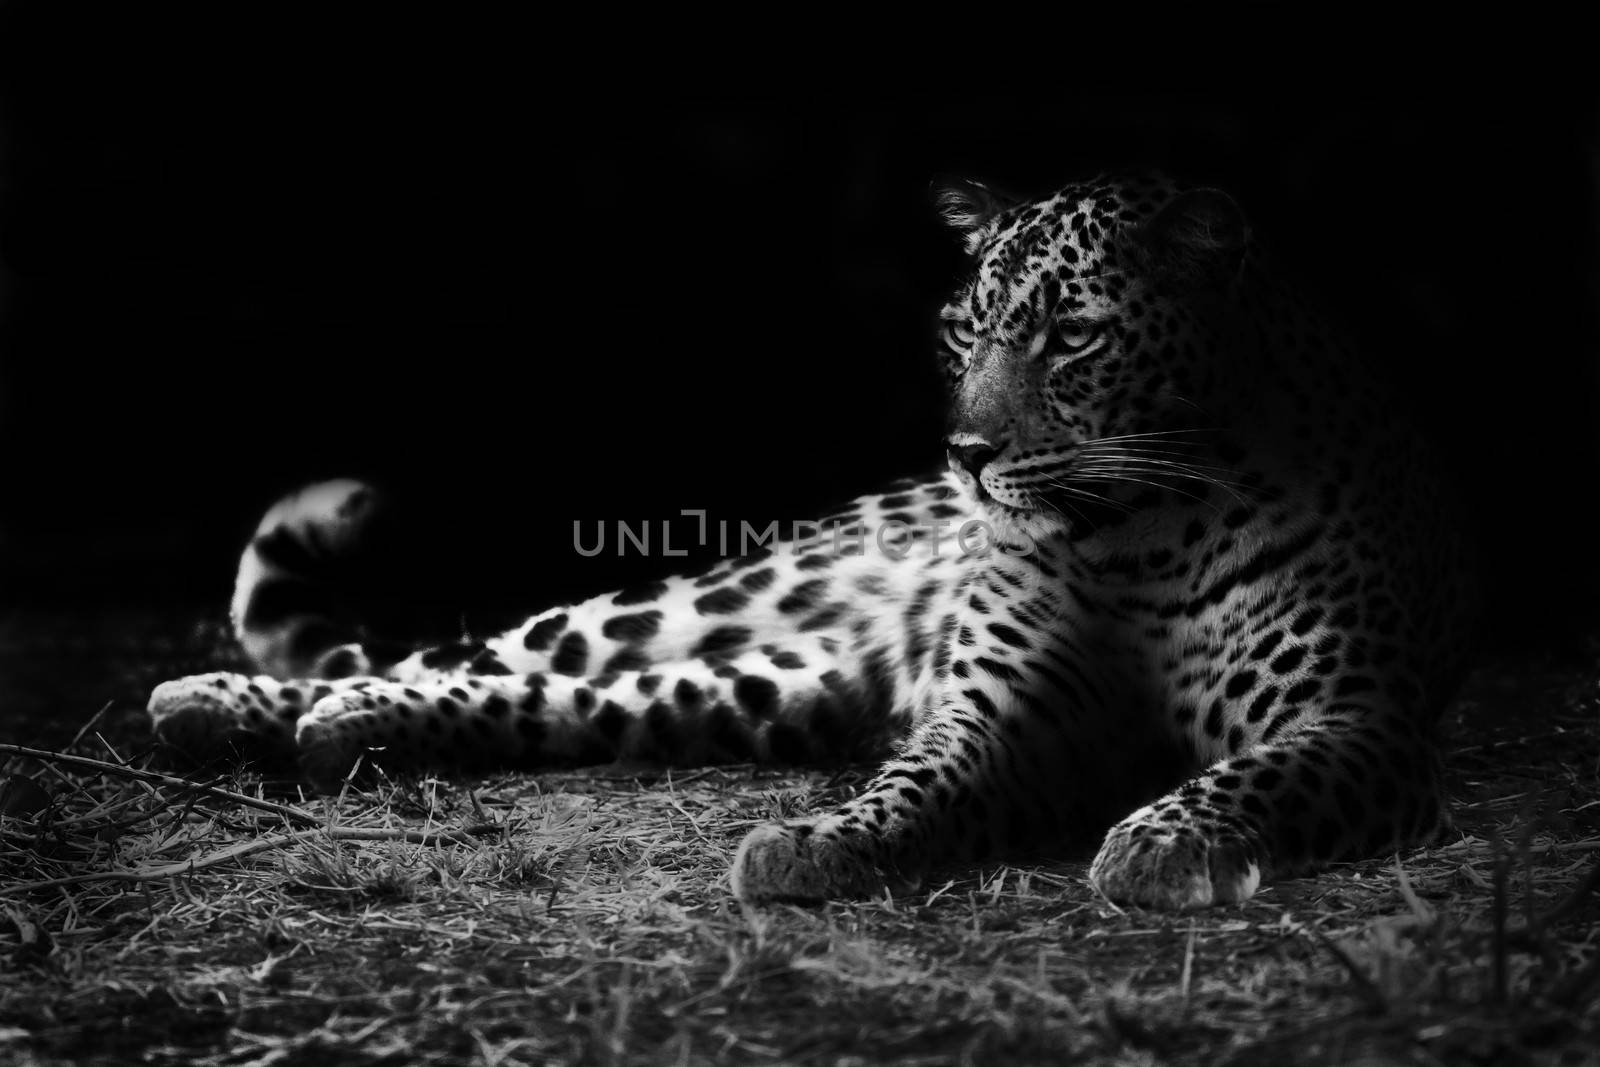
[1,14,1597,653]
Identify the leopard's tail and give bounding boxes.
[230,479,385,679]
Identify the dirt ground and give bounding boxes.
[1,611,1597,1066]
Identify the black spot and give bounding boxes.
[739,567,778,593]
[468,650,514,675]
[693,625,751,657]
[637,673,663,695]
[674,679,703,707]
[1270,646,1307,675]
[1224,669,1259,699]
[734,675,780,718]
[1250,631,1284,660]
[613,581,669,606]
[973,657,1022,683]
[798,604,846,632]
[1283,679,1322,704]
[1290,607,1325,636]
[695,587,751,615]
[524,613,569,651]
[795,554,834,571]
[321,648,361,679]
[595,701,628,743]
[436,697,459,717]
[604,647,652,673]
[573,688,596,713]
[420,640,487,670]
[768,651,805,670]
[777,579,830,614]
[1246,686,1279,722]
[551,632,590,675]
[482,695,510,719]
[986,622,1031,650]
[601,611,664,642]
[962,692,997,726]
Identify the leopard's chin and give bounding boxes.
[974,497,1069,549]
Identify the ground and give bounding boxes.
[1,610,1597,1066]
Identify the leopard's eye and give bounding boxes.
[1055,320,1098,353]
[941,318,976,353]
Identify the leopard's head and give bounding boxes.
[936,174,1252,537]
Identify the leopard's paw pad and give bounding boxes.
[1089,809,1265,909]
[730,823,888,904]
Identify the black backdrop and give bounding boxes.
[2,16,1597,649]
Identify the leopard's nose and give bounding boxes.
[946,437,1006,480]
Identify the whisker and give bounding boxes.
[1077,449,1246,479]
[1042,480,1136,514]
[1029,488,1088,527]
[1074,457,1250,483]
[1071,470,1231,512]
[1075,462,1252,493]
[1073,451,1254,494]
[1077,428,1221,445]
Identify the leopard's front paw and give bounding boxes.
[1089,808,1267,909]
[295,690,391,790]
[730,822,892,904]
[148,674,296,762]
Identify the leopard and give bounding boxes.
[147,172,1475,909]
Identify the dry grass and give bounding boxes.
[2,643,1598,1066]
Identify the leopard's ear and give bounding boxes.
[1132,188,1250,285]
[934,177,1017,254]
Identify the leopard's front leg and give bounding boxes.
[1089,700,1447,908]
[731,594,1134,902]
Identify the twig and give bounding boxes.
[67,702,114,752]
[0,825,488,894]
[0,743,321,829]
